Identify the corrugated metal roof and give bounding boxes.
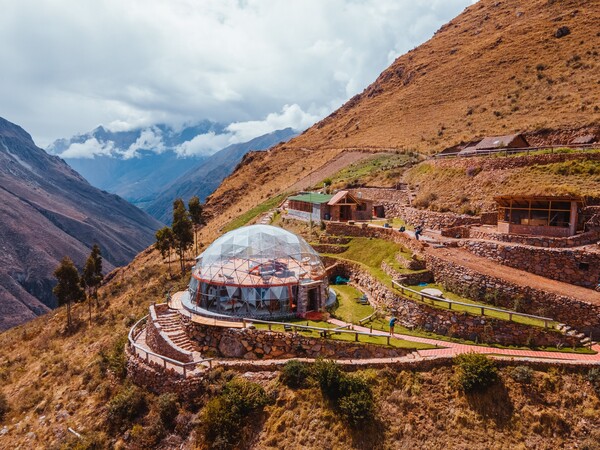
[571,134,597,145]
[287,193,334,204]
[474,134,527,150]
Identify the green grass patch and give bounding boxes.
[222,193,288,233]
[370,218,413,230]
[330,285,374,324]
[324,153,418,189]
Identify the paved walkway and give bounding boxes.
[328,318,600,362]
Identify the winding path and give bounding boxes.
[328,318,600,363]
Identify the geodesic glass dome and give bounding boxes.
[188,225,326,317]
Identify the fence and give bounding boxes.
[128,315,213,377]
[392,281,555,329]
[435,144,600,159]
[244,317,395,345]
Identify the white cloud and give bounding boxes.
[175,132,233,157]
[123,127,165,158]
[0,0,475,147]
[60,138,114,159]
[226,104,320,143]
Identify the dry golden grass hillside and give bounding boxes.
[290,0,600,152]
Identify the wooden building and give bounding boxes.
[287,190,374,223]
[495,195,584,237]
[459,134,529,156]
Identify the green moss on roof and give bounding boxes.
[288,193,334,204]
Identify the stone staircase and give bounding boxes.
[556,323,596,346]
[155,309,197,353]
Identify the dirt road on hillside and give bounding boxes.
[426,246,600,305]
[287,151,385,191]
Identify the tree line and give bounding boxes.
[155,196,206,274]
[53,244,103,330]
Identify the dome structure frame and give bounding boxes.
[187,225,328,319]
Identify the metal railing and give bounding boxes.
[128,316,214,377]
[392,281,555,328]
[435,144,600,159]
[243,317,396,345]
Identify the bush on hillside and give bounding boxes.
[157,393,179,429]
[313,360,375,428]
[106,385,147,429]
[510,365,534,384]
[453,353,498,393]
[0,392,8,422]
[280,360,311,389]
[200,378,270,450]
[98,335,127,380]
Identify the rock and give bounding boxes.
[0,426,8,436]
[218,335,245,358]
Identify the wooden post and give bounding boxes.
[387,335,391,345]
[268,323,272,331]
[508,313,513,322]
[355,332,359,342]
[183,366,187,377]
[481,307,484,315]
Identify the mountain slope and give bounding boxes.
[145,128,297,224]
[199,0,600,238]
[289,0,600,152]
[0,117,163,331]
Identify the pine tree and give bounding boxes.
[188,196,206,255]
[172,198,194,274]
[82,244,103,323]
[53,256,85,330]
[155,226,175,273]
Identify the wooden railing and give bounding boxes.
[392,281,554,328]
[244,317,396,345]
[128,316,214,377]
[435,144,600,159]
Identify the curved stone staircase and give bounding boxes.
[154,307,198,355]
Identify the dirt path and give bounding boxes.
[287,151,384,192]
[425,245,600,305]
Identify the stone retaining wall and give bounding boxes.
[319,236,352,245]
[126,347,204,397]
[184,318,409,360]
[380,261,433,285]
[311,243,348,254]
[425,253,600,335]
[397,207,480,231]
[459,240,600,289]
[329,260,579,347]
[146,305,193,363]
[468,228,600,249]
[395,253,427,270]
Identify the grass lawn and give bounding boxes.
[222,193,288,233]
[329,285,375,324]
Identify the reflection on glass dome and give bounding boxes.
[187,225,327,318]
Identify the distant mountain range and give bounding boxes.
[0,117,163,331]
[49,124,297,222]
[145,128,297,223]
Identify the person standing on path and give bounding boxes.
[389,316,397,335]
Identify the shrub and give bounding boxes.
[313,359,345,401]
[280,360,311,389]
[587,368,600,394]
[0,392,8,422]
[510,365,534,384]
[200,378,270,449]
[98,336,127,379]
[157,393,179,429]
[337,375,375,426]
[106,385,146,429]
[453,353,498,392]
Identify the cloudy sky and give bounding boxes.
[0,0,475,152]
